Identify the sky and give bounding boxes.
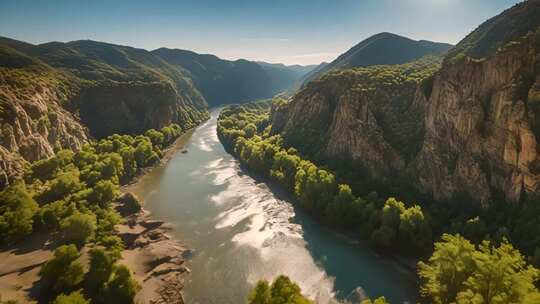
[0,0,524,65]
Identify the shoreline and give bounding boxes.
[116,127,198,304]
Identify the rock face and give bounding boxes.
[413,30,540,204]
[0,36,210,186]
[273,57,434,182]
[274,3,540,205]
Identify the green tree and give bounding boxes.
[88,180,117,207]
[419,234,540,303]
[243,123,257,138]
[85,248,117,297]
[52,290,90,304]
[105,265,140,304]
[269,275,311,304]
[39,244,84,293]
[61,212,97,245]
[399,205,431,253]
[361,297,389,304]
[248,280,271,304]
[145,129,164,147]
[0,183,39,244]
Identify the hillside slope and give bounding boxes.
[302,32,452,85]
[0,37,209,186]
[273,0,540,205]
[152,49,314,105]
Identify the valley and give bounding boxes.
[1,0,540,303]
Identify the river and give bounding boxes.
[129,108,418,304]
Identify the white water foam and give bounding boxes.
[204,154,338,303]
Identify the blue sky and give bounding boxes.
[0,0,523,65]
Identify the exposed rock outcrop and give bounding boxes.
[274,5,540,205]
[0,37,210,187]
[118,208,189,304]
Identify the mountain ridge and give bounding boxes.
[302,32,452,85]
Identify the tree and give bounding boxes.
[243,123,257,138]
[399,205,431,253]
[381,198,405,229]
[39,200,72,230]
[361,297,389,304]
[38,170,82,203]
[52,290,90,304]
[88,180,117,207]
[248,280,271,304]
[61,212,97,245]
[105,265,140,304]
[39,245,84,293]
[248,276,311,304]
[269,275,311,304]
[85,248,116,297]
[145,129,164,147]
[0,183,39,244]
[418,234,476,303]
[418,234,540,303]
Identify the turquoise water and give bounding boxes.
[138,109,418,303]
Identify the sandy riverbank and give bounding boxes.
[0,128,197,303]
[117,128,197,304]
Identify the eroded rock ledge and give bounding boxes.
[116,193,190,304]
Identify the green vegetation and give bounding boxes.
[419,234,540,303]
[218,101,431,255]
[52,290,90,304]
[361,297,389,304]
[219,101,540,303]
[444,0,540,64]
[302,32,451,85]
[0,122,185,303]
[248,275,312,304]
[39,244,85,294]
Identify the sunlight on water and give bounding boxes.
[138,109,417,304]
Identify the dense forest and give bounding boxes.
[218,101,540,303]
[0,122,185,303]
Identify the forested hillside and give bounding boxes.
[152,49,314,105]
[0,37,313,188]
[302,32,452,85]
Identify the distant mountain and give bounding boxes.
[302,32,452,85]
[153,48,314,105]
[256,61,317,92]
[444,0,540,63]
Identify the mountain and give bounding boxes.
[256,61,317,92]
[271,0,540,205]
[302,32,452,85]
[152,49,314,105]
[0,37,211,185]
[0,36,313,187]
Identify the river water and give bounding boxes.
[130,109,418,304]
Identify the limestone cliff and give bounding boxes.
[0,37,209,187]
[413,30,540,204]
[273,1,540,205]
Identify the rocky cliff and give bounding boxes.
[0,37,209,187]
[273,1,540,205]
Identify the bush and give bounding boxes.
[105,265,140,304]
[52,290,90,304]
[39,244,84,293]
[248,275,311,304]
[0,183,39,244]
[61,212,97,245]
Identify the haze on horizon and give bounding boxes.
[0,0,523,65]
